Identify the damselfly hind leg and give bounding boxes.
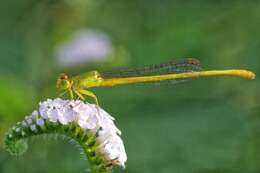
[74,89,99,105]
[79,89,99,105]
[73,89,85,100]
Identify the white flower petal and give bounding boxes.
[78,111,98,129]
[25,118,33,124]
[47,108,62,122]
[58,107,77,125]
[36,118,45,126]
[31,110,39,119]
[39,102,49,119]
[30,124,37,132]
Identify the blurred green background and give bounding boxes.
[1,0,260,172]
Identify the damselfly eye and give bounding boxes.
[60,73,69,80]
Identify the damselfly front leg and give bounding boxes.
[69,89,74,99]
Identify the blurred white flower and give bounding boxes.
[55,30,113,67]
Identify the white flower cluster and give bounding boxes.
[23,98,127,168]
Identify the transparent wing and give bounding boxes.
[100,58,203,84]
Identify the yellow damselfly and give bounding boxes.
[56,58,255,104]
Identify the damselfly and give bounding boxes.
[56,58,255,104]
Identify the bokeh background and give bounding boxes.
[0,0,260,173]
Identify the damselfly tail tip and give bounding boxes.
[244,70,256,80]
[250,71,256,80]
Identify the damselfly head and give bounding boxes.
[56,73,71,90]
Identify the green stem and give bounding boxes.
[4,120,112,173]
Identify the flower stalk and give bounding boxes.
[4,98,127,173]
